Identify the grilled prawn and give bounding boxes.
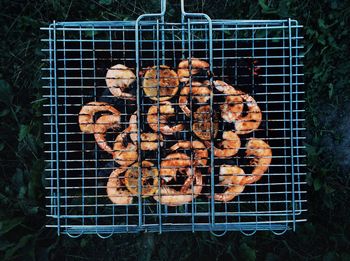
[178,81,211,117]
[204,131,241,159]
[154,168,202,206]
[147,101,184,135]
[94,114,120,155]
[106,64,136,100]
[106,167,133,205]
[214,165,245,202]
[177,58,210,83]
[78,102,121,133]
[239,138,272,185]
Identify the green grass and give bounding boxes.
[1,0,350,260]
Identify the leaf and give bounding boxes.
[341,253,350,261]
[0,80,13,105]
[265,253,280,261]
[0,108,10,117]
[258,0,277,14]
[328,83,334,99]
[18,124,29,142]
[239,243,256,261]
[323,251,337,261]
[4,234,36,260]
[99,0,113,4]
[313,178,322,191]
[318,18,326,29]
[0,217,24,236]
[0,240,14,251]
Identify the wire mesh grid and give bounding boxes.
[41,0,306,236]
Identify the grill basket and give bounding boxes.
[42,0,305,236]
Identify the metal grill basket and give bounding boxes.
[42,0,305,236]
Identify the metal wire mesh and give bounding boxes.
[41,0,305,236]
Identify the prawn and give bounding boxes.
[214,165,245,202]
[239,138,272,185]
[193,105,219,140]
[105,64,136,100]
[113,131,138,167]
[159,153,192,182]
[177,58,210,83]
[78,102,121,133]
[204,131,241,158]
[235,94,262,135]
[170,140,208,167]
[147,101,184,135]
[94,114,120,155]
[154,168,202,206]
[106,167,133,205]
[128,112,164,150]
[124,161,158,197]
[179,81,211,117]
[213,80,243,123]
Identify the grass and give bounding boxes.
[0,0,350,260]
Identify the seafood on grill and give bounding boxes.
[124,161,158,197]
[113,131,138,166]
[213,80,262,134]
[154,167,202,206]
[79,102,121,133]
[106,64,136,100]
[214,165,245,202]
[170,140,208,167]
[143,65,179,101]
[239,138,272,185]
[179,81,212,117]
[177,58,211,83]
[235,94,262,135]
[128,112,164,150]
[213,80,243,123]
[107,167,133,205]
[159,153,192,181]
[147,101,184,135]
[192,105,219,140]
[204,131,241,158]
[94,114,121,155]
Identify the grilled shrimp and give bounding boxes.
[106,167,133,205]
[239,138,272,185]
[94,114,120,155]
[213,80,243,123]
[124,161,158,197]
[106,64,136,100]
[179,81,211,117]
[204,131,241,158]
[170,140,208,167]
[143,65,179,101]
[147,101,184,135]
[79,102,121,133]
[159,153,192,182]
[235,94,262,135]
[214,165,245,202]
[193,105,219,140]
[177,58,210,83]
[113,131,138,166]
[128,112,163,150]
[154,168,202,206]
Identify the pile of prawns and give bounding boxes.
[78,59,272,206]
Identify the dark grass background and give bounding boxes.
[0,0,349,260]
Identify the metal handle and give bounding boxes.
[180,0,212,20]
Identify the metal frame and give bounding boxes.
[41,0,306,237]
